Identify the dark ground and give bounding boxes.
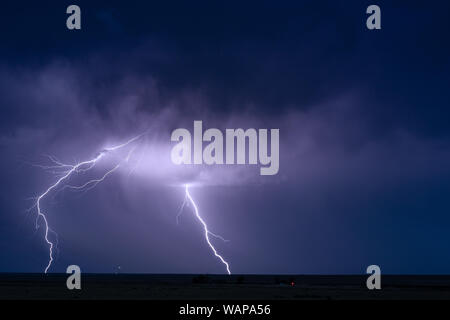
[1,274,450,300]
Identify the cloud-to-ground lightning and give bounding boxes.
[183,184,231,275]
[34,134,144,273]
[32,132,232,275]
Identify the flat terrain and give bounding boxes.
[1,274,450,300]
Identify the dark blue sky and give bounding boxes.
[1,0,450,274]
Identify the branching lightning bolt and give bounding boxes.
[183,185,231,275]
[32,132,232,275]
[34,134,144,273]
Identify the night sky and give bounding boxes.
[1,0,450,274]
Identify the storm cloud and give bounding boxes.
[1,0,450,274]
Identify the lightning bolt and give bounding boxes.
[32,132,232,275]
[34,134,144,273]
[184,184,231,275]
